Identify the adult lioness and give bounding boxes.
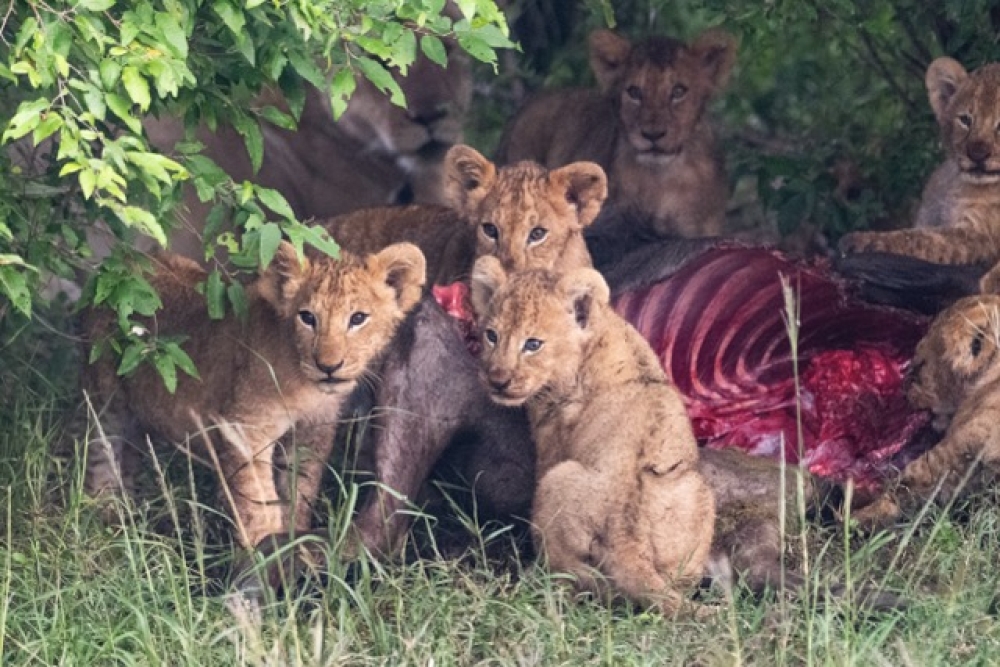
[495,28,737,238]
[144,34,471,259]
[840,58,1000,293]
[470,258,715,613]
[322,144,608,284]
[83,241,426,549]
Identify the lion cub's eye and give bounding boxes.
[298,310,317,328]
[481,223,499,240]
[523,338,544,353]
[971,332,984,357]
[528,227,548,244]
[484,328,498,346]
[349,312,369,328]
[958,113,973,129]
[626,85,643,101]
[671,84,688,101]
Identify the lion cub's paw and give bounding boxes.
[849,493,902,531]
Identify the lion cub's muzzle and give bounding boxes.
[482,366,529,406]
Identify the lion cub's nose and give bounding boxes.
[967,140,992,164]
[316,359,344,376]
[487,369,513,392]
[641,129,666,143]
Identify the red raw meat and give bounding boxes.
[435,248,931,489]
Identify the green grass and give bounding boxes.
[4,321,1000,666]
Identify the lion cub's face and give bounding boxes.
[927,58,1000,184]
[469,257,610,406]
[907,295,1000,423]
[260,241,426,392]
[588,29,736,164]
[444,145,608,274]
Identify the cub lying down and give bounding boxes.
[855,294,1000,528]
[470,258,715,613]
[82,241,425,549]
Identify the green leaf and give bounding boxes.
[212,0,246,36]
[117,206,167,246]
[0,265,31,317]
[155,13,188,58]
[457,34,497,66]
[232,115,264,173]
[420,35,448,67]
[259,106,297,130]
[356,57,406,107]
[79,0,115,10]
[205,269,226,320]
[163,341,200,380]
[122,66,151,111]
[3,98,48,142]
[106,93,141,133]
[32,113,63,144]
[99,60,122,89]
[329,68,356,119]
[227,282,249,321]
[117,342,147,376]
[258,222,283,268]
[255,186,296,220]
[153,353,178,393]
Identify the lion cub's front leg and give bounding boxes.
[855,404,1000,528]
[840,227,1000,266]
[212,420,335,549]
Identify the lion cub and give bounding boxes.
[841,58,1000,291]
[855,295,1000,527]
[83,241,426,549]
[496,28,737,238]
[323,144,608,284]
[469,258,715,613]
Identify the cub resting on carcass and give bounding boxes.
[496,28,737,239]
[82,241,426,550]
[841,57,1000,293]
[854,294,1000,528]
[470,257,715,613]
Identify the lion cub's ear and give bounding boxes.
[259,241,309,316]
[370,243,427,313]
[444,145,498,214]
[549,162,608,229]
[589,30,632,94]
[470,255,508,317]
[557,269,610,330]
[926,57,969,125]
[690,28,738,91]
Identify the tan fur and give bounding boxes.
[495,28,736,238]
[82,241,426,548]
[322,145,608,284]
[854,295,1000,528]
[840,58,1000,289]
[470,259,715,613]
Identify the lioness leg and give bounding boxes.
[840,227,1000,265]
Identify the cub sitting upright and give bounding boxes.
[841,58,1000,292]
[470,257,715,613]
[496,28,737,238]
[83,241,426,549]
